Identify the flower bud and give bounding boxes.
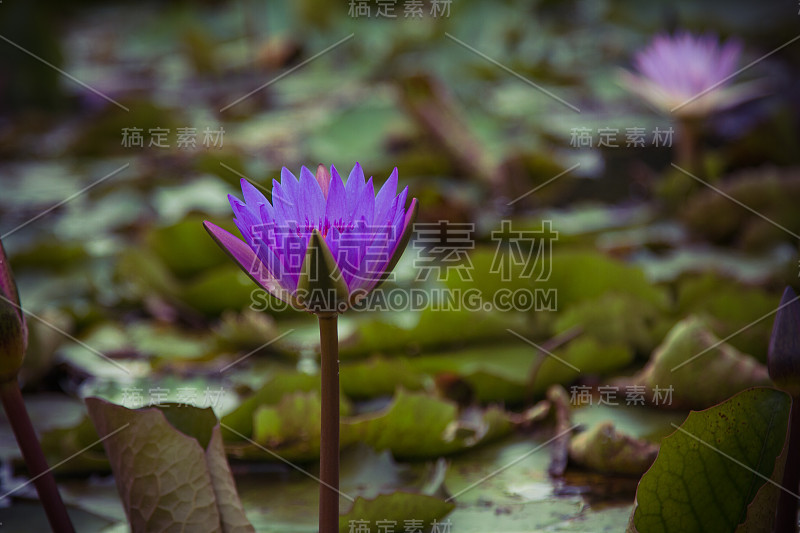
[768,286,800,396]
[315,164,331,199]
[0,239,26,382]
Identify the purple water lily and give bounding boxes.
[204,163,417,313]
[621,32,762,117]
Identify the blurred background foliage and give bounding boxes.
[0,0,799,530]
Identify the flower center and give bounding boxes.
[298,217,355,238]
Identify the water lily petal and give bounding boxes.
[352,177,375,225]
[374,168,398,226]
[345,163,366,218]
[361,198,418,296]
[203,221,301,307]
[277,168,301,224]
[299,165,326,225]
[240,178,270,209]
[325,166,348,228]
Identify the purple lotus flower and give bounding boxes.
[621,32,763,117]
[204,163,417,314]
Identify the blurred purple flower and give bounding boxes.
[621,32,764,117]
[204,163,417,313]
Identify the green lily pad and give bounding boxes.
[249,390,338,462]
[629,387,791,533]
[554,293,670,355]
[451,248,668,312]
[222,371,352,456]
[180,265,264,316]
[128,321,215,362]
[115,246,182,303]
[340,356,427,399]
[39,416,109,475]
[145,215,230,278]
[235,444,448,532]
[542,250,669,309]
[0,394,93,471]
[338,492,455,533]
[408,338,632,404]
[212,310,287,356]
[345,390,512,460]
[340,308,527,360]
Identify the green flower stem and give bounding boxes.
[318,313,340,533]
[775,397,800,533]
[0,380,74,533]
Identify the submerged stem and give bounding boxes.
[0,381,74,533]
[317,313,340,533]
[775,397,800,533]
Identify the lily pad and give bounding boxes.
[340,308,527,360]
[86,397,255,533]
[345,390,512,460]
[180,265,264,316]
[338,492,455,533]
[408,338,633,404]
[340,356,427,399]
[222,371,351,459]
[145,215,230,278]
[629,387,791,533]
[554,293,670,355]
[568,421,659,476]
[248,390,342,462]
[630,316,771,409]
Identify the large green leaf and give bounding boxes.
[345,390,512,460]
[340,356,427,399]
[227,387,510,462]
[554,293,670,355]
[86,397,254,533]
[145,216,230,278]
[249,390,340,462]
[629,387,791,533]
[340,308,526,360]
[449,249,668,312]
[222,371,351,446]
[408,338,632,404]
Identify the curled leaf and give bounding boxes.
[86,397,254,533]
[631,316,770,409]
[568,422,658,477]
